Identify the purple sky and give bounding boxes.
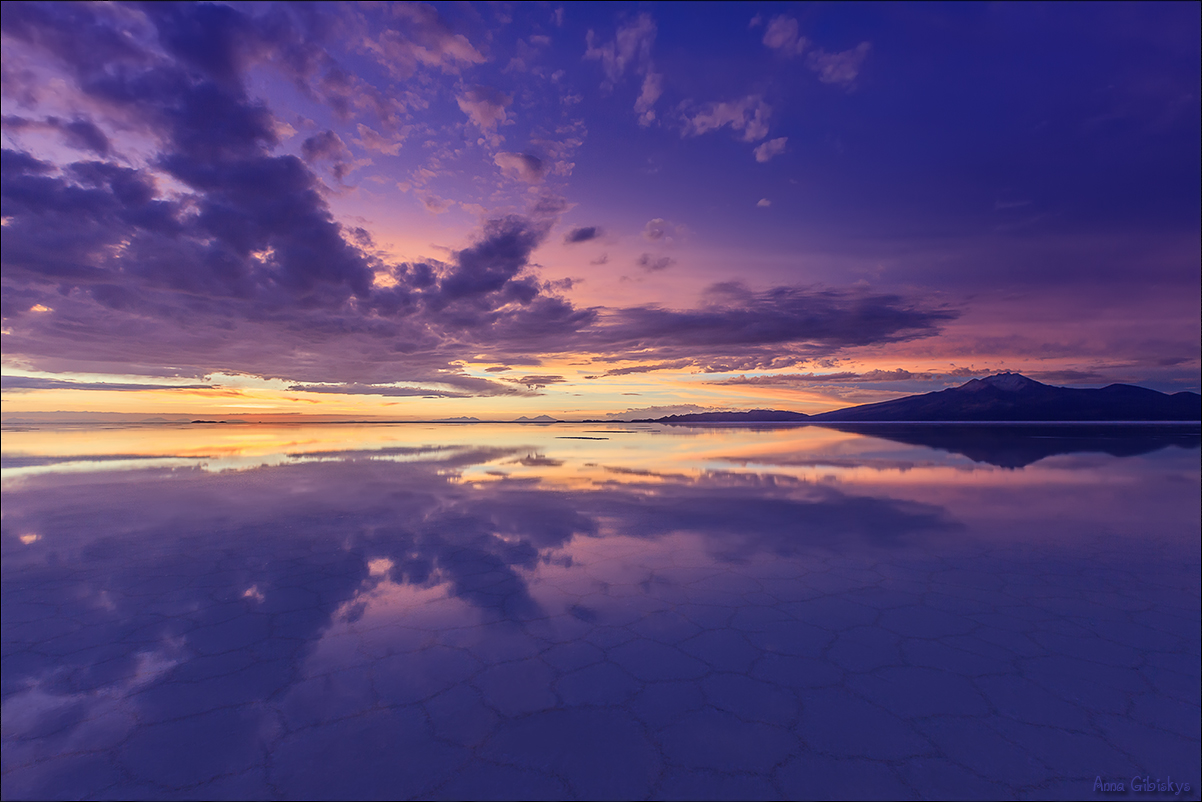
[2,2,1198,419]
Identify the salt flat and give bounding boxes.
[3,423,1198,800]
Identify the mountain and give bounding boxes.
[812,373,1201,422]
[513,415,560,423]
[436,416,481,422]
[636,374,1201,423]
[633,409,810,423]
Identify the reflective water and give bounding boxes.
[3,423,1199,800]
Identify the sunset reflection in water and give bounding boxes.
[3,423,1199,799]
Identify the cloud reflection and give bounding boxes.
[4,425,1196,798]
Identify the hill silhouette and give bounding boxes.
[638,374,1200,423]
[813,373,1200,422]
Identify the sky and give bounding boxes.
[2,1,1199,421]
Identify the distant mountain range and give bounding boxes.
[636,373,1201,423]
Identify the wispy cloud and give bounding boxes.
[807,42,872,88]
[709,367,989,386]
[584,14,663,125]
[637,254,675,272]
[494,152,546,183]
[595,359,694,377]
[761,15,808,57]
[1,377,216,393]
[753,137,787,163]
[457,85,512,140]
[361,3,486,79]
[682,95,771,142]
[1,115,111,156]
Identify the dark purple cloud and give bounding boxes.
[564,226,601,244]
[636,253,675,272]
[571,284,957,359]
[709,368,988,386]
[595,359,695,377]
[301,130,351,163]
[437,216,546,302]
[0,376,214,392]
[508,375,566,390]
[1,115,112,156]
[287,383,470,399]
[287,375,534,398]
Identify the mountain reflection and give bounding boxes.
[816,423,1201,468]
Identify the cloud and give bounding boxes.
[682,95,771,142]
[354,123,402,156]
[642,218,683,241]
[436,216,547,301]
[757,198,772,208]
[288,382,472,398]
[289,371,538,397]
[456,86,511,132]
[635,72,664,126]
[584,14,662,124]
[527,193,571,218]
[361,3,486,80]
[564,226,601,244]
[637,254,675,272]
[301,131,351,163]
[762,16,808,57]
[709,367,996,387]
[753,137,787,163]
[599,359,694,376]
[1027,369,1109,384]
[584,14,656,86]
[0,3,956,393]
[568,284,957,359]
[807,42,871,88]
[711,369,932,386]
[1,376,215,392]
[2,133,952,388]
[420,193,454,214]
[504,37,550,74]
[301,130,357,180]
[508,374,565,390]
[493,152,546,183]
[1,142,587,384]
[2,115,112,156]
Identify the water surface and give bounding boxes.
[3,423,1199,799]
